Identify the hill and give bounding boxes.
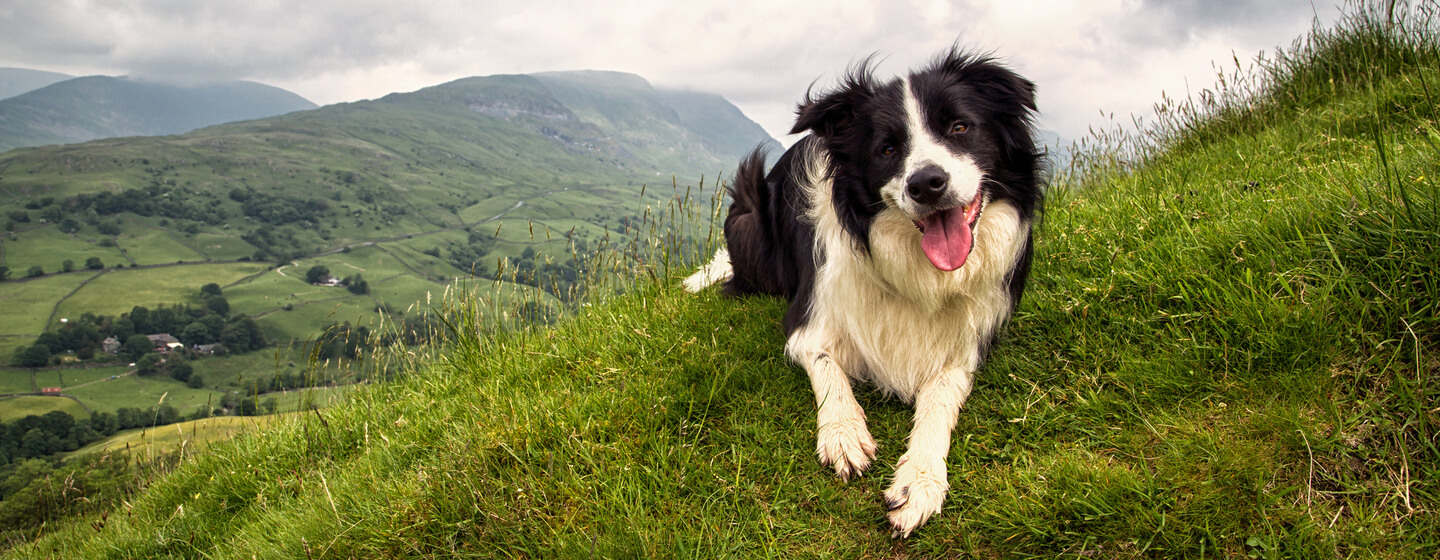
[0,2,1433,557]
[0,69,72,101]
[0,76,317,152]
[0,69,774,425]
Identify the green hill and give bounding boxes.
[0,68,72,101]
[0,76,317,152]
[0,69,774,425]
[2,3,1435,557]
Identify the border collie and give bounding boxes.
[684,48,1040,537]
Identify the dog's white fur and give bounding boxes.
[685,81,1031,537]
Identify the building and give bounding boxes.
[102,336,121,354]
[147,333,183,354]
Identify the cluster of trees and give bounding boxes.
[230,189,330,226]
[0,406,214,466]
[303,265,368,294]
[8,284,267,368]
[57,181,230,226]
[444,228,498,276]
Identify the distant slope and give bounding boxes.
[0,68,73,100]
[0,76,317,152]
[0,68,774,351]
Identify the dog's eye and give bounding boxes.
[949,122,969,135]
[880,145,896,157]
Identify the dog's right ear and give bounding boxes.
[790,60,878,137]
[791,88,858,137]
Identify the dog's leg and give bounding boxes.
[884,369,974,537]
[786,326,878,481]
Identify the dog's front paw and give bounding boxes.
[814,414,878,482]
[883,454,949,538]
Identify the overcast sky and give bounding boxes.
[0,0,1345,145]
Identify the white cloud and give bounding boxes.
[0,0,1345,144]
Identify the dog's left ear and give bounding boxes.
[939,50,1036,117]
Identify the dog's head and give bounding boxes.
[792,49,1040,271]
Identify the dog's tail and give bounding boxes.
[683,148,768,293]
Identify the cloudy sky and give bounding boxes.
[0,0,1345,145]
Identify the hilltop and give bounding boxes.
[0,76,317,152]
[0,69,72,101]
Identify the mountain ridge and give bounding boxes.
[0,76,317,152]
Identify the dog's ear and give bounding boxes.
[939,49,1036,117]
[790,59,879,137]
[790,90,856,137]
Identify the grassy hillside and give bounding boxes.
[3,3,1437,557]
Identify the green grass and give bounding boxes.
[52,262,269,320]
[0,272,94,336]
[113,228,208,265]
[63,374,224,417]
[69,413,288,460]
[0,369,34,394]
[0,396,88,422]
[2,3,1436,557]
[0,226,127,273]
[187,233,258,261]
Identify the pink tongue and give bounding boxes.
[920,206,973,271]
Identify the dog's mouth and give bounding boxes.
[912,190,983,271]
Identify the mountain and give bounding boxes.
[0,67,73,100]
[0,76,317,152]
[0,68,774,356]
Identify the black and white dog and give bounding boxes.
[685,49,1040,537]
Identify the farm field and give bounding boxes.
[52,262,270,320]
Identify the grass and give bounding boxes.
[0,272,94,336]
[2,2,1437,557]
[51,261,269,320]
[0,226,127,273]
[69,413,288,460]
[0,396,87,422]
[114,227,208,265]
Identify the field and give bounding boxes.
[113,228,208,265]
[70,413,287,459]
[0,227,127,273]
[52,262,270,320]
[0,272,95,336]
[0,395,88,421]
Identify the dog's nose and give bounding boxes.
[906,165,949,205]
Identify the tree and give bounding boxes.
[180,321,213,346]
[135,353,163,376]
[343,274,368,295]
[25,265,43,278]
[204,295,230,317]
[0,266,9,281]
[200,283,223,297]
[170,361,193,383]
[123,334,152,361]
[128,307,152,335]
[61,260,74,273]
[305,265,330,285]
[186,374,205,389]
[13,344,49,368]
[85,257,104,270]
